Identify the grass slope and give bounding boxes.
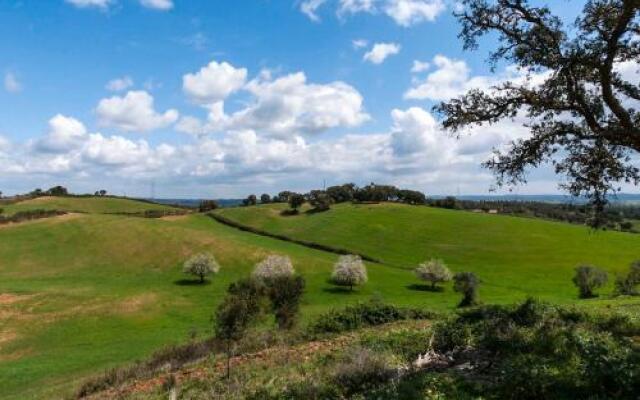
[1,196,177,216]
[0,206,431,399]
[216,203,640,307]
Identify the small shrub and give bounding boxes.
[331,348,398,395]
[453,272,480,307]
[572,264,608,298]
[252,255,295,282]
[415,259,453,290]
[308,300,433,335]
[614,260,640,296]
[182,252,220,283]
[330,254,368,291]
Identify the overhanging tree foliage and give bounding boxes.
[436,0,640,226]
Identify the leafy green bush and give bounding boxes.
[572,264,608,298]
[307,300,433,335]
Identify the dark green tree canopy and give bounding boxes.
[436,0,640,225]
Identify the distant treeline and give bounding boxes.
[428,196,640,232]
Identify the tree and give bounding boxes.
[252,255,295,282]
[260,193,271,204]
[288,193,305,212]
[182,252,220,283]
[265,275,306,329]
[277,191,295,203]
[326,183,357,203]
[397,189,427,205]
[198,199,219,212]
[572,265,608,298]
[214,291,261,379]
[436,0,640,226]
[243,194,257,207]
[331,255,368,291]
[614,260,640,296]
[453,272,480,307]
[415,259,453,290]
[308,190,332,212]
[46,186,68,196]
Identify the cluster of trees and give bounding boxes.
[241,183,427,214]
[414,259,480,307]
[28,186,69,197]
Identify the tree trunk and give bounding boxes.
[200,274,204,283]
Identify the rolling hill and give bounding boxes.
[2,197,640,398]
[215,202,640,306]
[1,196,178,216]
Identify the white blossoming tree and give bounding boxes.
[183,252,220,283]
[331,254,368,291]
[415,259,453,290]
[252,255,295,282]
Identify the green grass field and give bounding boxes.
[1,196,176,216]
[216,202,640,306]
[2,197,640,399]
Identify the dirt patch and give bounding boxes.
[0,329,18,348]
[0,293,34,306]
[117,293,158,314]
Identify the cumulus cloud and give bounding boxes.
[65,0,113,9]
[4,72,21,93]
[302,0,446,26]
[182,60,247,105]
[105,76,134,92]
[139,0,173,10]
[363,42,401,64]
[384,0,445,26]
[178,62,369,138]
[33,114,87,153]
[96,90,179,132]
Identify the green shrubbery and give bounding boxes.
[307,300,433,335]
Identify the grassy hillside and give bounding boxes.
[1,196,177,216]
[216,202,640,305]
[0,211,429,399]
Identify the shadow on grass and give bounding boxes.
[174,279,212,286]
[322,286,358,294]
[406,284,444,292]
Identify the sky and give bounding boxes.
[0,0,609,199]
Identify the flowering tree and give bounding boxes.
[331,255,368,291]
[252,255,295,282]
[415,259,453,290]
[183,252,220,283]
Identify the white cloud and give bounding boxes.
[4,72,21,93]
[182,60,247,105]
[338,0,377,16]
[105,76,134,92]
[34,114,87,153]
[363,42,401,64]
[96,90,179,132]
[65,0,113,9]
[300,0,327,21]
[352,39,369,49]
[384,0,445,26]
[139,0,173,10]
[411,60,430,73]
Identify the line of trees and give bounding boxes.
[241,183,427,213]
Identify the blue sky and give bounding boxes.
[0,0,594,198]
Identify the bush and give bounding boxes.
[453,272,480,307]
[182,252,220,283]
[265,275,305,330]
[572,264,608,298]
[308,190,332,212]
[252,255,295,282]
[307,300,433,335]
[330,254,368,291]
[331,348,398,395]
[614,260,640,296]
[415,259,453,290]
